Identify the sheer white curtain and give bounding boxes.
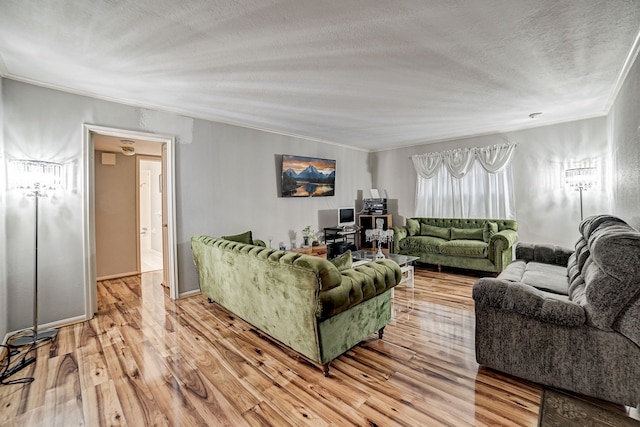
[413,143,516,219]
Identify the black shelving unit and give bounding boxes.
[323,227,358,259]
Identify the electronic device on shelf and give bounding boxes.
[338,206,356,227]
[363,198,388,214]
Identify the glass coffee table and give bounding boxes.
[351,250,419,288]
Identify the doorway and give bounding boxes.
[138,157,164,273]
[83,124,178,319]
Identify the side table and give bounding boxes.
[290,244,327,259]
[399,264,415,288]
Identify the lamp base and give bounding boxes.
[9,329,58,347]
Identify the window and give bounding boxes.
[412,143,516,219]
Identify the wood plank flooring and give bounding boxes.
[1,266,638,426]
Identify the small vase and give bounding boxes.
[374,243,385,259]
[303,236,309,247]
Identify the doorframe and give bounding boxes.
[82,124,179,318]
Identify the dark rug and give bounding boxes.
[539,388,640,427]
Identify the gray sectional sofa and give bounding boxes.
[473,215,640,406]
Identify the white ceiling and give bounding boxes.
[1,1,639,151]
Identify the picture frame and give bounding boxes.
[281,154,335,197]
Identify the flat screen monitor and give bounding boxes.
[338,207,356,227]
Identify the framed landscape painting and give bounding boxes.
[281,155,335,197]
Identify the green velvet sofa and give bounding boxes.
[191,236,402,375]
[392,217,518,273]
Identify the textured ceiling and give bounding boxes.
[1,1,639,151]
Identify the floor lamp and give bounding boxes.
[565,167,598,221]
[8,160,64,347]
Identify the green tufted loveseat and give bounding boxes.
[191,236,402,375]
[392,217,518,273]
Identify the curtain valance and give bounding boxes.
[412,143,516,179]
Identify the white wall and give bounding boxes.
[2,79,371,331]
[176,118,371,292]
[609,51,640,229]
[0,75,7,339]
[374,117,611,248]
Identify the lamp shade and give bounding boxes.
[565,167,597,190]
[365,228,394,243]
[8,160,65,191]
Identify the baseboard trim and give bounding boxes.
[2,314,88,347]
[179,289,201,299]
[97,271,140,281]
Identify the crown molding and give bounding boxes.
[0,47,621,155]
[372,113,607,153]
[0,54,8,77]
[605,26,640,113]
[0,67,370,153]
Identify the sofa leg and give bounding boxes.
[438,264,442,273]
[323,363,330,377]
[378,327,385,339]
[208,298,214,303]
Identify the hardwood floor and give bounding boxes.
[1,267,637,426]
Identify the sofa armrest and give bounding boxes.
[487,229,518,266]
[489,229,518,251]
[392,226,408,253]
[515,242,573,267]
[316,259,401,319]
[472,278,585,327]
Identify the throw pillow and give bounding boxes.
[221,230,253,245]
[451,227,484,241]
[329,250,352,271]
[406,218,420,236]
[420,224,451,240]
[483,221,499,242]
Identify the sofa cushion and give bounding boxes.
[613,295,640,347]
[579,214,626,238]
[498,259,527,282]
[420,224,450,240]
[451,227,484,241]
[401,236,444,253]
[439,240,488,258]
[329,250,352,271]
[581,223,640,329]
[574,239,590,270]
[473,278,585,327]
[483,221,498,242]
[406,218,420,236]
[222,230,253,245]
[521,262,569,295]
